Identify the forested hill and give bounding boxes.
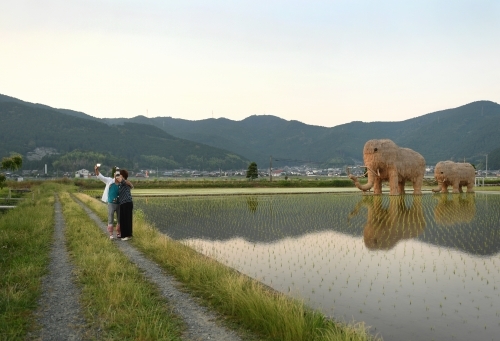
[2,92,500,170]
[0,93,100,122]
[0,100,248,171]
[105,100,500,168]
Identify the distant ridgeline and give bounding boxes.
[0,94,248,171]
[1,93,500,170]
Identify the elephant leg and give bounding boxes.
[389,175,399,195]
[466,182,475,193]
[441,184,448,193]
[452,182,460,194]
[459,185,463,193]
[373,179,382,195]
[413,177,423,195]
[398,181,405,194]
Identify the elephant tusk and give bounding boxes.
[364,167,380,178]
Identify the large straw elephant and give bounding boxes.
[348,139,426,195]
[432,160,475,193]
[349,195,426,250]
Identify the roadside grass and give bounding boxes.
[0,183,55,340]
[59,191,184,341]
[75,192,380,341]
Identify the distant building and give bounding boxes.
[75,169,90,178]
[272,169,285,176]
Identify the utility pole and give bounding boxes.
[486,154,488,179]
[269,155,273,182]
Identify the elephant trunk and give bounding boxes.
[348,167,374,192]
[432,179,445,193]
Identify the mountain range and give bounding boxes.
[1,93,500,172]
[0,94,248,172]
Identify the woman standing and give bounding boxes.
[117,169,134,240]
[95,166,121,239]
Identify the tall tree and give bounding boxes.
[0,154,23,189]
[1,154,22,172]
[246,162,258,180]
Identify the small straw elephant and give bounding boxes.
[432,161,475,193]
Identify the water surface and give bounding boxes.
[136,193,500,341]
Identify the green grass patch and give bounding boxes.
[0,183,56,340]
[75,177,356,190]
[75,193,380,341]
[61,191,184,340]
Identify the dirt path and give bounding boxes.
[27,195,90,341]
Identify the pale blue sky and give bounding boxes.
[1,1,499,127]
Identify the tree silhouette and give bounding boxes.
[0,154,23,189]
[246,162,258,180]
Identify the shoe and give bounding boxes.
[117,234,121,238]
[109,235,114,239]
[122,237,130,241]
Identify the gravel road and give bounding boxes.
[27,195,90,340]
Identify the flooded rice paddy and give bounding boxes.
[135,193,500,341]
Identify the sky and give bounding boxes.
[1,0,499,127]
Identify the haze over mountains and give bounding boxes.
[1,93,500,172]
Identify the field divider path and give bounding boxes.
[71,195,243,341]
[29,194,89,341]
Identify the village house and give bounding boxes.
[75,169,91,178]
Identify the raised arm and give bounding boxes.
[95,165,113,183]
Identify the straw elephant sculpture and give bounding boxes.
[432,160,475,193]
[348,139,426,195]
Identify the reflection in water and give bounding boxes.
[349,196,426,250]
[433,193,476,226]
[246,196,259,213]
[136,193,500,255]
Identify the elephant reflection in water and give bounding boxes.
[349,195,426,250]
[433,193,476,226]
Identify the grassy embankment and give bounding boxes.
[76,192,380,341]
[0,183,55,339]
